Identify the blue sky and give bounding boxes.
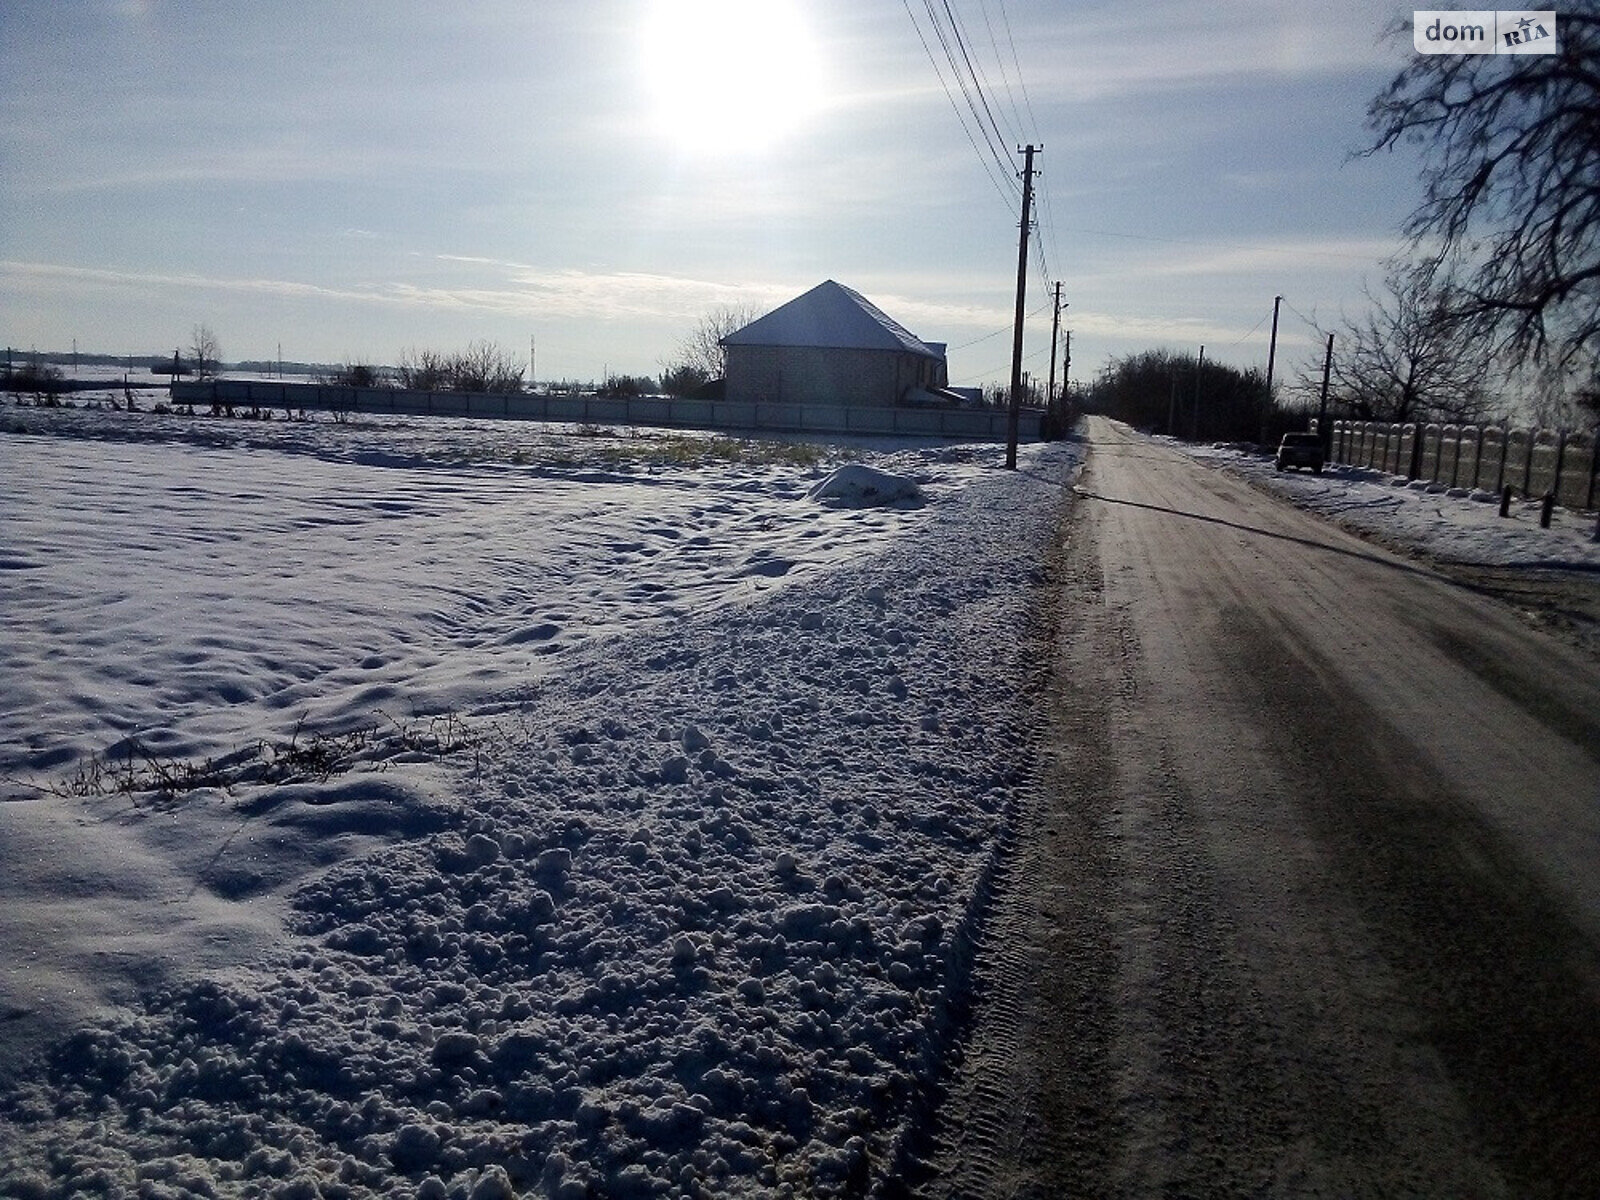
[0,0,1426,390]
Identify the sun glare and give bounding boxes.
[639,0,828,153]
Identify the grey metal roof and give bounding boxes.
[722,280,943,359]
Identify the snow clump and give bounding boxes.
[807,463,924,507]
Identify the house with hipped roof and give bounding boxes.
[721,280,967,410]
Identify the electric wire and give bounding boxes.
[992,0,1042,148]
[1282,297,1321,330]
[901,0,1017,209]
[970,0,1028,147]
[1228,310,1272,348]
[901,0,1066,385]
[921,0,1018,198]
[950,297,1054,352]
[940,0,1014,163]
[977,0,1062,301]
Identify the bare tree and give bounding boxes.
[449,340,524,393]
[669,304,760,382]
[396,342,524,392]
[1364,9,1600,373]
[189,324,222,380]
[1314,270,1498,424]
[396,348,449,392]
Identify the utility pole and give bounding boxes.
[1317,331,1334,435]
[1193,344,1205,440]
[1046,281,1063,421]
[1006,143,1038,469]
[1263,295,1282,444]
[1063,330,1071,405]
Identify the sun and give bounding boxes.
[638,0,828,153]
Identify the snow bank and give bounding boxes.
[0,401,1082,1198]
[806,463,924,507]
[1179,436,1600,571]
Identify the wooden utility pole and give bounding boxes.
[1263,295,1282,443]
[1192,344,1205,440]
[1006,143,1038,469]
[1317,331,1334,434]
[1046,281,1063,419]
[1063,330,1072,402]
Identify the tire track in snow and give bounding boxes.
[901,473,1114,1198]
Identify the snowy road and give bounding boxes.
[919,416,1600,1197]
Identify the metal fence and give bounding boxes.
[1327,419,1600,511]
[170,380,1041,443]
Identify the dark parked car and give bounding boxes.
[1276,432,1325,473]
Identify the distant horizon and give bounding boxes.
[2,345,648,387]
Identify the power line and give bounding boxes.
[970,0,1062,299]
[950,325,1012,351]
[920,0,1017,197]
[1032,164,1065,291]
[903,0,1067,402]
[1228,309,1272,348]
[962,342,1055,386]
[940,0,1013,160]
[975,0,1029,148]
[901,0,1017,208]
[950,296,1055,351]
[1282,297,1321,329]
[902,0,1067,299]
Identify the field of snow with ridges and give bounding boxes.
[0,399,1079,1198]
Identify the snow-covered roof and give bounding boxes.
[722,280,944,360]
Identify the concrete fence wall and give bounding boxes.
[170,379,1039,443]
[1327,419,1600,510]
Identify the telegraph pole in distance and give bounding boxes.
[1046,281,1062,424]
[1317,331,1334,434]
[1262,294,1283,444]
[1063,329,1072,415]
[1193,344,1205,440]
[1006,143,1038,470]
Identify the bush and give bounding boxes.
[597,374,655,398]
[2,362,65,396]
[321,361,387,388]
[396,348,450,392]
[660,363,710,397]
[397,342,524,393]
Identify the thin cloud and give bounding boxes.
[0,260,794,326]
[1018,1,1405,103]
[1071,234,1403,284]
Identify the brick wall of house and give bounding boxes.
[725,345,939,407]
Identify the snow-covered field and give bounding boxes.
[0,398,1078,1198]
